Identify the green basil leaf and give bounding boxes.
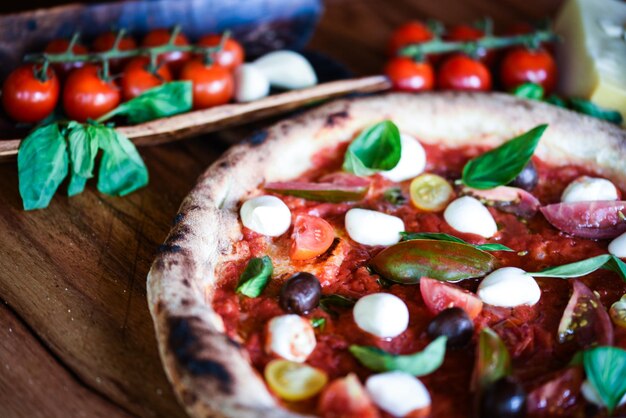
[400,232,513,252]
[512,82,544,100]
[67,174,88,197]
[544,94,567,108]
[18,123,69,210]
[603,256,626,282]
[569,99,623,125]
[343,120,402,176]
[95,125,149,196]
[473,328,511,390]
[383,187,406,205]
[236,256,273,297]
[97,81,193,124]
[310,317,326,330]
[530,254,612,278]
[349,336,447,376]
[66,122,99,197]
[475,243,515,252]
[462,124,547,190]
[584,346,626,413]
[320,294,356,317]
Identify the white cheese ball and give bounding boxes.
[561,176,618,203]
[234,64,270,102]
[345,208,404,246]
[366,371,431,417]
[240,195,291,237]
[443,196,498,238]
[353,293,409,338]
[609,231,626,258]
[253,50,317,90]
[581,380,626,408]
[380,134,427,182]
[265,314,316,362]
[477,267,541,307]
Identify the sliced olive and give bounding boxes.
[426,307,474,348]
[479,376,527,418]
[509,160,538,191]
[279,272,322,314]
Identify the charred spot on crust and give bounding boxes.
[182,279,191,287]
[325,110,349,127]
[158,244,183,254]
[172,213,185,226]
[180,389,198,406]
[248,130,268,145]
[166,226,191,245]
[155,300,165,314]
[218,160,230,169]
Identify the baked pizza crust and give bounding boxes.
[147,92,626,418]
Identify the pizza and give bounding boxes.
[147,92,626,418]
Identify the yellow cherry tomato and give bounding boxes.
[409,173,454,211]
[264,359,328,401]
[610,294,626,328]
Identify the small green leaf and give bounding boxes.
[383,187,406,205]
[604,256,626,281]
[569,99,623,125]
[584,346,626,413]
[320,294,356,317]
[475,243,515,252]
[512,82,544,100]
[236,256,273,298]
[66,122,99,197]
[18,123,69,210]
[544,94,567,108]
[462,124,547,190]
[310,317,326,330]
[401,231,514,252]
[343,120,402,176]
[67,174,88,197]
[349,336,447,376]
[472,328,511,390]
[530,254,612,278]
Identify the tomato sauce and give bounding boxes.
[212,142,626,417]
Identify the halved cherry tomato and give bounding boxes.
[197,34,245,70]
[121,57,172,100]
[179,60,234,109]
[142,29,191,73]
[445,24,495,65]
[290,215,335,261]
[2,64,59,123]
[410,173,454,212]
[318,374,380,418]
[388,21,433,56]
[420,277,483,319]
[384,57,434,92]
[44,38,89,77]
[92,31,137,71]
[62,65,120,122]
[265,359,328,401]
[437,54,491,91]
[500,47,557,93]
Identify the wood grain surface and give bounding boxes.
[0,0,562,417]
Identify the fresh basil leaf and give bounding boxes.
[97,81,193,124]
[400,232,514,252]
[320,294,356,317]
[569,99,623,125]
[343,120,402,176]
[584,346,626,413]
[95,125,149,196]
[310,317,326,330]
[66,122,99,196]
[530,254,612,278]
[236,256,273,298]
[475,243,515,252]
[545,94,567,108]
[349,336,447,376]
[18,123,69,210]
[512,82,544,100]
[473,328,511,390]
[462,124,547,190]
[383,187,406,205]
[67,174,88,197]
[603,256,626,281]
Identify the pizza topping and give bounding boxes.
[508,160,538,191]
[352,293,409,338]
[343,121,402,177]
[609,232,626,258]
[240,195,291,236]
[265,173,371,203]
[444,196,498,238]
[344,208,404,246]
[318,373,380,418]
[264,359,328,401]
[401,232,514,253]
[279,272,322,314]
[582,346,626,413]
[236,256,273,298]
[477,267,541,308]
[540,200,626,239]
[365,371,431,417]
[290,215,335,260]
[426,307,474,348]
[380,134,426,182]
[265,314,317,362]
[461,185,540,219]
[478,376,527,418]
[409,173,454,212]
[472,328,512,391]
[581,379,626,411]
[526,367,583,415]
[609,294,626,328]
[419,277,483,319]
[561,176,619,203]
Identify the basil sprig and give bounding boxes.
[569,99,623,125]
[66,122,98,196]
[349,336,447,376]
[461,124,547,190]
[530,254,626,281]
[401,232,514,252]
[236,256,273,297]
[512,82,544,100]
[584,346,626,413]
[343,120,402,176]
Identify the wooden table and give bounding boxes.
[0,0,562,416]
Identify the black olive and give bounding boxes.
[479,376,527,418]
[279,272,322,314]
[426,307,473,348]
[509,160,538,191]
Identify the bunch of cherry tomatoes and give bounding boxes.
[384,21,557,94]
[2,28,245,124]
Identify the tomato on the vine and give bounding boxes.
[2,64,59,123]
[388,21,433,56]
[437,54,492,91]
[62,65,120,122]
[500,47,557,93]
[142,29,191,72]
[384,57,434,92]
[92,31,137,71]
[121,57,172,100]
[197,35,245,70]
[446,24,495,65]
[44,39,89,77]
[179,60,234,109]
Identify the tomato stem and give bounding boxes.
[112,28,126,51]
[66,32,81,53]
[32,59,50,82]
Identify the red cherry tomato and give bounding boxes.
[289,215,335,261]
[92,32,137,71]
[420,277,483,319]
[318,374,380,418]
[446,24,495,65]
[197,34,245,71]
[62,65,120,122]
[500,47,557,93]
[120,57,172,101]
[388,21,433,56]
[2,64,59,123]
[437,54,492,91]
[179,60,234,109]
[44,39,89,77]
[142,29,191,73]
[384,57,434,92]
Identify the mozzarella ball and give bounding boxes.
[609,231,626,258]
[366,372,431,417]
[561,176,618,203]
[353,293,409,338]
[265,314,316,362]
[253,50,317,90]
[234,64,270,102]
[443,196,497,238]
[345,208,404,246]
[477,267,541,307]
[381,134,427,182]
[240,195,291,236]
[581,380,626,408]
